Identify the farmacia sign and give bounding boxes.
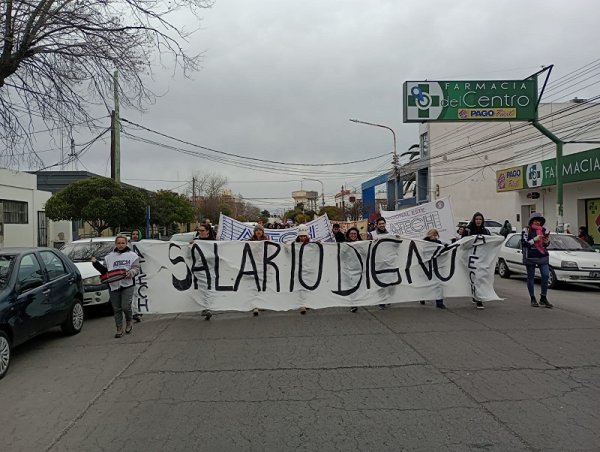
[403,80,538,122]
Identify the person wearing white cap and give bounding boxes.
[295,225,311,314]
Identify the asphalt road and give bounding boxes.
[1,276,599,452]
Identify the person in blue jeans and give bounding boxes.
[521,212,553,308]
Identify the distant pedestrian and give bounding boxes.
[462,212,491,310]
[521,212,553,308]
[499,219,513,238]
[92,235,140,338]
[578,226,594,246]
[421,229,446,309]
[332,223,346,242]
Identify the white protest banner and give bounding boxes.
[131,235,502,314]
[380,197,456,242]
[217,213,335,243]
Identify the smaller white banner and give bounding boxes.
[380,197,456,242]
[217,213,335,243]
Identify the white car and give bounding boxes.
[60,237,117,308]
[458,219,505,235]
[497,232,600,288]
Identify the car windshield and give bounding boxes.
[485,220,502,227]
[547,235,595,252]
[61,241,115,262]
[0,255,16,289]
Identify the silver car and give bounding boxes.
[497,233,600,288]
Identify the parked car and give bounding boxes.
[60,237,116,309]
[458,219,506,235]
[497,233,600,288]
[0,247,84,379]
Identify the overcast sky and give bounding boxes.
[24,0,600,215]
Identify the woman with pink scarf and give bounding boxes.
[521,212,552,308]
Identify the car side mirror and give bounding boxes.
[18,278,44,294]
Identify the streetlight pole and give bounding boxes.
[349,119,398,210]
[302,178,325,208]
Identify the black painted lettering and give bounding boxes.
[263,242,281,292]
[298,243,323,290]
[405,240,434,284]
[332,243,364,296]
[234,243,261,291]
[169,243,192,291]
[190,243,212,290]
[370,239,402,288]
[214,243,234,291]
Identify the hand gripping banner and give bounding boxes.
[131,235,502,314]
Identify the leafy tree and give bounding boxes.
[45,177,147,235]
[318,206,345,221]
[260,209,271,218]
[149,190,195,231]
[0,0,212,165]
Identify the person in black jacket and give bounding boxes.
[462,212,491,310]
[521,212,553,308]
[462,212,491,237]
[332,223,346,242]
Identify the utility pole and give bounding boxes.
[69,137,76,171]
[111,70,121,183]
[341,185,345,220]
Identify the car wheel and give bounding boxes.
[61,299,84,335]
[547,267,559,289]
[498,259,511,278]
[0,331,11,380]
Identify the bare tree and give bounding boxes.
[0,0,212,166]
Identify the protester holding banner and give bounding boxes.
[368,217,392,240]
[250,224,268,242]
[344,226,363,312]
[332,224,346,242]
[345,227,361,243]
[462,212,491,238]
[92,235,140,338]
[368,217,394,310]
[296,225,311,314]
[521,212,553,308]
[249,224,268,316]
[422,229,446,309]
[462,212,491,310]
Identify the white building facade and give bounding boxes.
[0,168,71,248]
[406,101,600,242]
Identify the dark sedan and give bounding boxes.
[0,248,85,379]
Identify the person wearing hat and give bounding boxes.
[521,212,553,308]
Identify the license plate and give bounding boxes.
[590,271,600,278]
